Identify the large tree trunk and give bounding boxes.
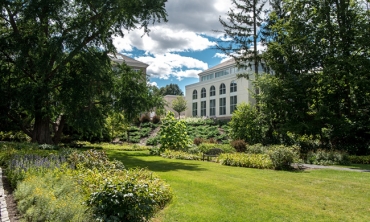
[52,115,66,144]
[32,113,54,144]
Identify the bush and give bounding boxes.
[146,136,160,146]
[161,150,201,160]
[152,115,161,124]
[348,155,370,164]
[140,114,151,123]
[159,112,192,151]
[149,146,162,156]
[267,145,300,170]
[0,131,31,142]
[68,149,125,171]
[230,140,247,152]
[193,137,203,146]
[245,143,268,154]
[84,168,172,222]
[218,153,273,169]
[197,143,235,153]
[306,149,350,165]
[14,168,92,222]
[208,138,217,144]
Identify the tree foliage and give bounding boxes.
[158,84,184,96]
[159,112,191,151]
[261,0,370,154]
[0,0,167,144]
[171,96,187,119]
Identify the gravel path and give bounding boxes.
[0,168,10,222]
[299,164,370,172]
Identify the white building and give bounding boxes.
[185,59,264,119]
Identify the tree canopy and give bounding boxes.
[158,84,184,96]
[0,0,167,144]
[171,96,187,119]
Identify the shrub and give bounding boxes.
[146,136,160,146]
[193,137,203,146]
[306,149,350,165]
[84,168,172,222]
[68,149,125,171]
[230,140,247,152]
[161,150,201,160]
[140,114,151,123]
[348,155,370,164]
[14,168,92,222]
[218,153,273,169]
[159,112,192,151]
[198,143,235,153]
[228,103,265,144]
[245,143,268,154]
[267,145,300,170]
[152,115,161,124]
[208,138,217,144]
[149,146,162,155]
[0,131,31,142]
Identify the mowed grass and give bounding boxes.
[106,149,370,222]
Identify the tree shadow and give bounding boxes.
[109,152,207,172]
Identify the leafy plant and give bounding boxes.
[306,149,350,165]
[161,150,201,160]
[267,145,300,170]
[218,153,273,169]
[230,140,247,152]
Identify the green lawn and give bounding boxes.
[106,149,370,222]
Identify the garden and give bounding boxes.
[1,113,370,221]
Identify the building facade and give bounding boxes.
[108,53,149,74]
[185,59,263,119]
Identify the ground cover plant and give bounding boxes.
[1,142,172,222]
[105,149,370,222]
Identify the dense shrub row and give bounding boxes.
[161,150,201,160]
[1,143,172,222]
[348,155,370,164]
[305,149,350,165]
[218,153,273,169]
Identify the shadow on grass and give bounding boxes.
[108,151,207,172]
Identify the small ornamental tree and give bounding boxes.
[159,112,192,151]
[171,96,187,119]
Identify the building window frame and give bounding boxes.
[230,95,237,114]
[210,85,215,96]
[201,88,206,98]
[192,102,198,116]
[192,90,198,100]
[201,101,206,117]
[219,83,226,95]
[210,99,216,116]
[219,97,226,115]
[230,81,237,93]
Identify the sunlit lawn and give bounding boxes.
[105,149,370,222]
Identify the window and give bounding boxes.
[219,98,226,115]
[201,73,214,81]
[210,86,215,96]
[230,96,237,113]
[215,69,230,78]
[219,83,226,95]
[201,88,206,98]
[192,90,198,100]
[201,101,206,117]
[192,102,198,116]
[230,81,237,93]
[210,99,216,116]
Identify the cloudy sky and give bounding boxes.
[113,0,235,95]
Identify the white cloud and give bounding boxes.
[148,82,158,87]
[136,53,208,80]
[213,53,228,59]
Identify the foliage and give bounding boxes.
[245,143,269,154]
[266,145,300,170]
[146,136,161,146]
[0,0,167,144]
[105,112,126,142]
[183,117,216,126]
[230,140,247,152]
[193,137,204,146]
[68,149,125,171]
[171,96,187,119]
[228,103,265,144]
[140,114,151,123]
[348,155,370,164]
[216,0,267,76]
[14,168,92,222]
[84,168,172,222]
[306,150,350,166]
[152,115,161,124]
[158,84,184,96]
[197,143,235,154]
[218,153,273,169]
[262,0,370,155]
[0,131,31,142]
[159,112,192,151]
[149,146,162,156]
[161,150,201,160]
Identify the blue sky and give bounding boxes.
[112,0,266,95]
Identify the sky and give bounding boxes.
[113,0,235,95]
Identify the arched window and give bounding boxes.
[192,90,198,100]
[201,88,206,98]
[210,85,216,96]
[230,81,237,93]
[219,83,226,95]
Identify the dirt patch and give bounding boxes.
[2,169,22,222]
